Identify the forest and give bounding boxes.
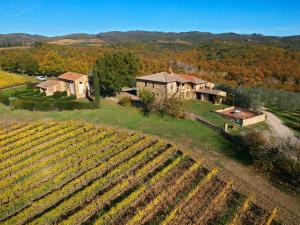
[0,39,299,92]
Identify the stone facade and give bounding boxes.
[37,72,90,99]
[136,72,220,101]
[36,80,65,96]
[61,75,89,99]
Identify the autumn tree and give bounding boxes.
[15,53,39,75]
[39,51,65,76]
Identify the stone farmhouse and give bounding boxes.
[36,72,89,99]
[136,71,226,103]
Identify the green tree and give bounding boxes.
[138,89,155,114]
[93,67,100,107]
[39,51,65,76]
[94,51,140,96]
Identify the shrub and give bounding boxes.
[138,90,155,114]
[119,97,133,107]
[52,91,67,98]
[0,92,10,106]
[156,98,184,118]
[242,131,300,186]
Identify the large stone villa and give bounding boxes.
[136,71,226,103]
[36,72,89,98]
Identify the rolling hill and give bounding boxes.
[1,31,300,49]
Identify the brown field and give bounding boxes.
[47,38,105,46]
[0,46,32,50]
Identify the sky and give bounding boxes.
[0,0,300,36]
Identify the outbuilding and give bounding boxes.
[36,80,65,96]
[58,72,89,98]
[36,72,90,99]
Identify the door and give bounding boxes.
[78,81,84,95]
[70,82,75,95]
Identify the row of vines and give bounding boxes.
[0,120,280,225]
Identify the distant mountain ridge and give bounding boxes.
[1,31,300,48]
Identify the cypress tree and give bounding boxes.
[93,66,100,108]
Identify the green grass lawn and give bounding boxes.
[183,100,270,135]
[229,121,270,135]
[268,107,300,136]
[1,85,28,95]
[183,100,234,128]
[0,99,251,164]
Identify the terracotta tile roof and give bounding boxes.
[195,88,227,96]
[136,72,207,84]
[175,74,207,84]
[58,72,87,81]
[36,80,64,89]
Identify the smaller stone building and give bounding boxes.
[195,89,227,104]
[36,72,89,99]
[36,80,65,96]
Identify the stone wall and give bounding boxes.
[136,80,197,100]
[216,106,266,126]
[62,76,89,99]
[40,81,65,96]
[136,80,168,98]
[73,76,89,98]
[242,114,266,126]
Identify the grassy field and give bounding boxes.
[268,107,300,136]
[184,100,233,128]
[0,97,252,163]
[0,120,280,225]
[0,70,35,89]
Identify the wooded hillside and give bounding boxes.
[0,36,299,92]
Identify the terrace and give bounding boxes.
[216,107,266,126]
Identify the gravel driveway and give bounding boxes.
[262,109,299,143]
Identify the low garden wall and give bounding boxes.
[242,114,266,126]
[216,106,266,126]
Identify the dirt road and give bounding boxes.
[263,109,299,143]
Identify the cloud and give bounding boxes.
[0,0,41,17]
[15,0,40,16]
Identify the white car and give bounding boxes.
[36,76,47,81]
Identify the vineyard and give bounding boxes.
[0,120,287,225]
[0,70,33,89]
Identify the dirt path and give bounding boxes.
[185,148,300,224]
[0,84,28,91]
[262,109,299,143]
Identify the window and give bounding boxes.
[145,82,147,87]
[152,83,155,88]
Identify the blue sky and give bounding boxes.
[0,0,300,36]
